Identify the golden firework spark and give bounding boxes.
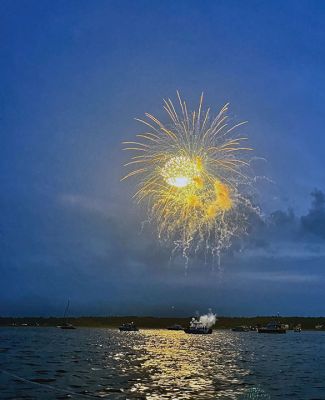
[122,92,255,257]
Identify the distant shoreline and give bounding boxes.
[1,316,325,330]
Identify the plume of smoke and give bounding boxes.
[199,311,217,328]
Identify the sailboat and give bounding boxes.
[58,300,76,329]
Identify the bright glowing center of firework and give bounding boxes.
[161,156,201,188]
[167,176,190,187]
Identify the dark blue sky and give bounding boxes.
[1,1,325,316]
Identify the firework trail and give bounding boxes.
[122,92,257,259]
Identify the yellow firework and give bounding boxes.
[122,93,255,256]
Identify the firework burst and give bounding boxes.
[122,92,256,258]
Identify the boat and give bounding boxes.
[184,318,212,334]
[315,324,323,330]
[258,321,286,334]
[167,324,184,331]
[293,324,302,332]
[58,300,76,330]
[59,322,76,330]
[231,325,250,332]
[119,322,139,332]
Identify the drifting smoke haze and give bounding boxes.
[199,312,217,328]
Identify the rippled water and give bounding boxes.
[0,328,324,399]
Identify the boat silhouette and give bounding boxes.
[57,300,76,330]
[184,318,212,334]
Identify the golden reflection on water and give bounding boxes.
[129,330,252,399]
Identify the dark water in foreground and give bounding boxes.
[0,328,324,399]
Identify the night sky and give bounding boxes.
[1,1,325,316]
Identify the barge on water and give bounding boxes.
[184,318,212,334]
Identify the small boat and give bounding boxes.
[258,321,286,334]
[167,324,184,331]
[184,318,212,334]
[294,325,302,332]
[315,324,323,330]
[231,325,250,332]
[59,322,76,330]
[58,300,76,330]
[119,322,139,332]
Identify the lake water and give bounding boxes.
[0,327,324,399]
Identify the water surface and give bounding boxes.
[0,328,324,399]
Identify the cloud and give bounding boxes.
[234,271,322,284]
[58,193,111,216]
[301,189,325,238]
[237,189,325,260]
[2,188,325,316]
[55,189,325,267]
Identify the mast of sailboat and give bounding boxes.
[63,300,70,321]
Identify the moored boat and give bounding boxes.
[258,321,286,334]
[58,300,76,330]
[231,325,250,332]
[167,324,184,331]
[184,318,212,334]
[119,322,139,332]
[59,322,76,330]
